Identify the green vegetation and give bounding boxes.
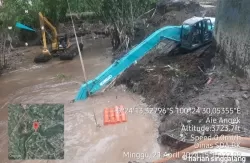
[0,0,68,29]
[0,0,157,70]
[0,0,155,29]
[56,73,72,81]
[86,0,157,50]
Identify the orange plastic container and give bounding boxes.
[109,108,116,124]
[115,106,121,123]
[120,105,127,122]
[104,108,110,125]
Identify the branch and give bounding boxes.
[136,8,155,20]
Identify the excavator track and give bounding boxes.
[34,54,52,63]
[59,43,83,60]
[59,44,77,60]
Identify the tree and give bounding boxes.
[86,0,157,50]
[0,0,69,70]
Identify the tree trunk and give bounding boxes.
[215,0,250,78]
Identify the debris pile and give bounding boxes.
[58,21,109,39]
[116,44,214,111]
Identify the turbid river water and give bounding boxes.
[0,38,160,163]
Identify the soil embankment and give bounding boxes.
[114,0,250,159]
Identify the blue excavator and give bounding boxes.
[75,16,215,101]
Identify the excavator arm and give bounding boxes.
[38,12,58,52]
[75,26,182,101]
[75,17,216,101]
[35,12,80,63]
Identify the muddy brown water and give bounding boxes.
[0,38,160,163]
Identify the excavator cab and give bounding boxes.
[58,34,69,50]
[34,12,84,63]
[180,17,213,50]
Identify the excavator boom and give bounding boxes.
[35,12,82,63]
[38,12,58,51]
[75,17,215,101]
[35,12,61,63]
[75,26,181,101]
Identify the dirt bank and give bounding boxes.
[116,44,214,109]
[115,1,216,111]
[114,0,250,160]
[58,21,109,39]
[112,0,216,59]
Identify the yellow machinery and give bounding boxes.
[34,12,83,63]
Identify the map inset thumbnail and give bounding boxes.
[8,104,64,160]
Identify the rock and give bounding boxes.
[240,84,250,91]
[235,99,240,108]
[242,94,248,99]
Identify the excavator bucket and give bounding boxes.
[34,54,52,63]
[34,50,52,63]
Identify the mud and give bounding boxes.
[118,39,250,157]
[58,21,109,39]
[113,0,215,59]
[115,0,250,158]
[113,0,214,58]
[115,43,217,153]
[117,43,214,110]
[153,0,216,25]
[1,1,249,162]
